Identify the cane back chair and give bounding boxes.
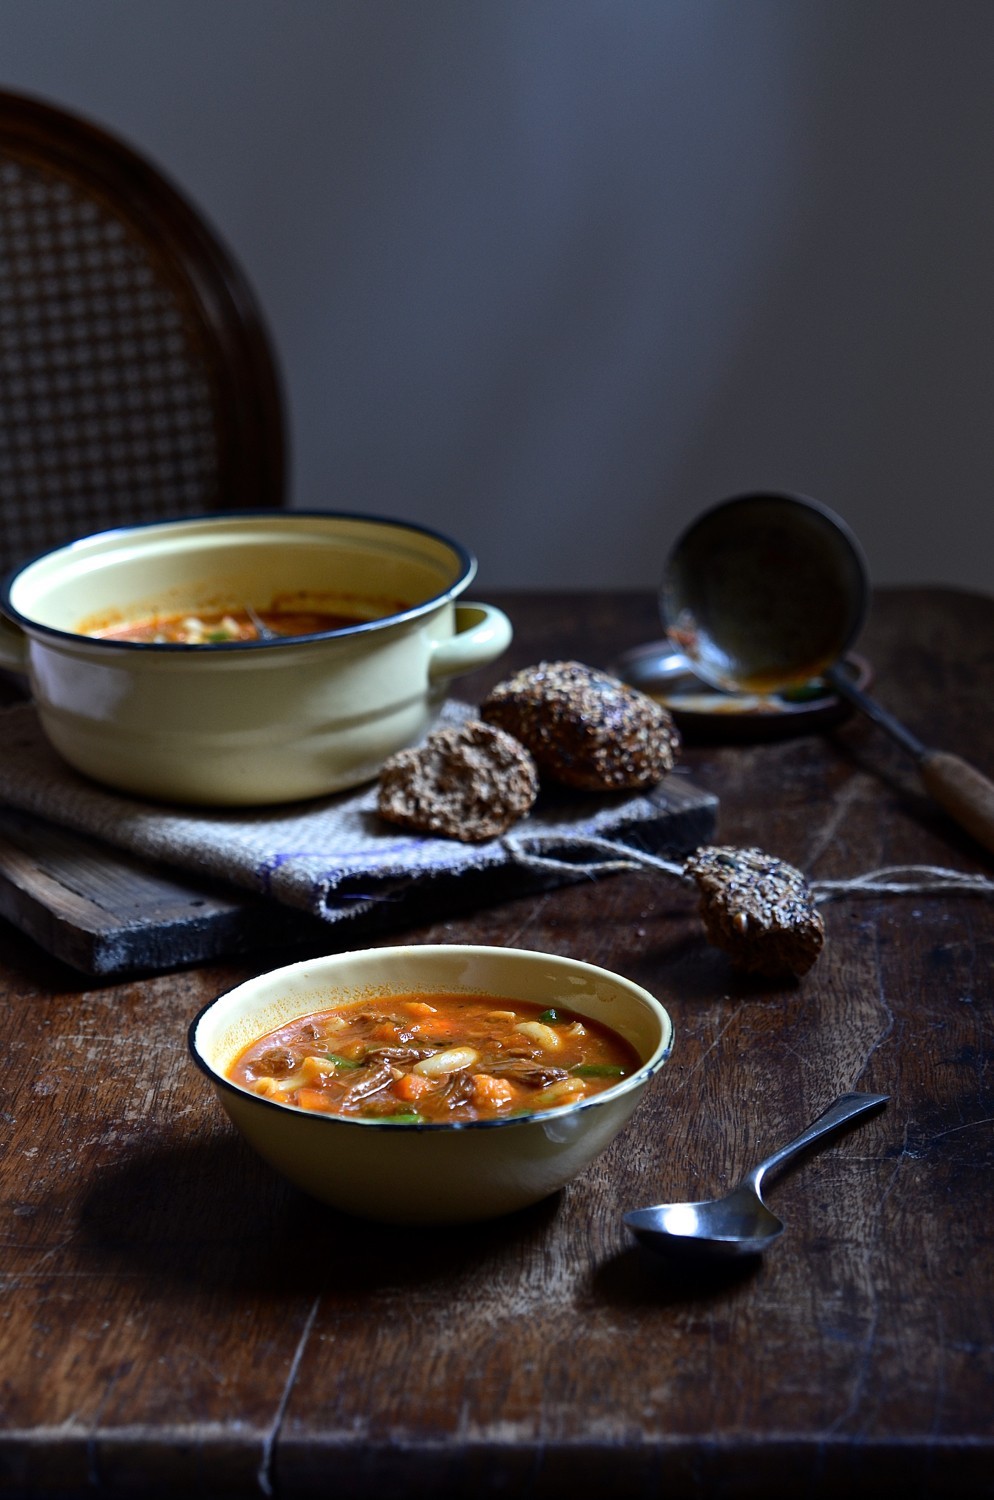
[0,89,286,574]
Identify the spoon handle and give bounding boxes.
[748,1091,888,1193]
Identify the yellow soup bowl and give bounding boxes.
[0,511,512,806]
[189,944,674,1225]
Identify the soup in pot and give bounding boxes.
[86,597,403,644]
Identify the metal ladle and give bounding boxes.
[624,1091,888,1259]
[244,603,280,642]
[660,491,994,856]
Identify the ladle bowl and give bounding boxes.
[660,491,994,855]
[660,491,868,694]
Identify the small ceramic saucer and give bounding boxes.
[611,642,872,742]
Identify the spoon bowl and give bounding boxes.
[626,1183,786,1259]
[624,1092,888,1260]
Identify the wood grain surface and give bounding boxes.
[1,587,992,1499]
[0,806,333,975]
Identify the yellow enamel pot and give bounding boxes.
[189,944,674,1225]
[0,511,512,806]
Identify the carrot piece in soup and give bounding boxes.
[297,1087,335,1112]
[392,1071,436,1102]
[471,1074,516,1112]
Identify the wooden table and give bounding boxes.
[2,587,992,1499]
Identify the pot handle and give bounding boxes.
[0,616,27,674]
[429,602,512,683]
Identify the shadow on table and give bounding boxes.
[75,1133,562,1298]
[75,1131,767,1311]
[590,1241,762,1306]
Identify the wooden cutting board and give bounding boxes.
[0,778,717,978]
[0,806,328,977]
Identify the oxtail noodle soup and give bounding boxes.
[228,993,642,1125]
[87,597,405,644]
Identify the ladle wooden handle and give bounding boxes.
[919,751,994,856]
[827,664,994,857]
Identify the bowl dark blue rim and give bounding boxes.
[0,509,478,653]
[187,968,674,1135]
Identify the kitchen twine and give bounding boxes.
[500,832,994,903]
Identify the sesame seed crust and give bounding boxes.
[480,660,680,791]
[683,844,825,977]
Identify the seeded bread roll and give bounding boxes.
[377,719,539,842]
[683,845,825,977]
[480,660,680,791]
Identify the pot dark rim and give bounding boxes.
[0,509,477,653]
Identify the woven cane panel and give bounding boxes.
[0,154,221,573]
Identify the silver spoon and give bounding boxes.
[624,1091,888,1259]
[660,490,994,856]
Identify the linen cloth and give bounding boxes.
[0,701,716,927]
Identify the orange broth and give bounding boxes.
[228,993,642,1124]
[90,605,369,644]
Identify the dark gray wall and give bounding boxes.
[4,0,993,597]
